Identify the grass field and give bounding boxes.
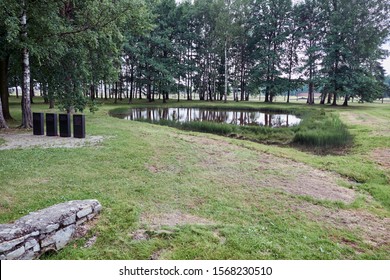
[0,97,389,260]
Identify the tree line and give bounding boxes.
[1,0,390,129]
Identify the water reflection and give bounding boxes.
[120,108,301,127]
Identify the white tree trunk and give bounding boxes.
[21,1,33,128]
[224,41,228,103]
[0,97,8,129]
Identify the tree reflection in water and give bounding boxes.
[123,108,301,127]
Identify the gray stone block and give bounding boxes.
[77,207,92,219]
[0,225,24,242]
[76,217,87,226]
[0,236,26,253]
[33,243,40,252]
[41,234,56,248]
[20,249,36,260]
[44,223,60,234]
[63,214,76,226]
[24,238,38,250]
[94,204,102,213]
[54,225,75,250]
[6,246,25,260]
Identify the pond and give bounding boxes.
[115,108,301,127]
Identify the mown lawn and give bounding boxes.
[0,97,389,259]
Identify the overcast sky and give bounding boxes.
[381,42,390,75]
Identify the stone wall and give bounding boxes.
[0,199,102,260]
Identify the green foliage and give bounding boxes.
[1,0,149,116]
[56,88,88,113]
[88,100,100,114]
[293,112,352,148]
[320,0,390,104]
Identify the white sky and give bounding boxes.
[381,42,390,75]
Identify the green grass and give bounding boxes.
[293,110,352,148]
[1,97,389,260]
[135,118,295,145]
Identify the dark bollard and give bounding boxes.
[46,113,58,136]
[73,114,85,138]
[33,112,44,135]
[59,114,71,137]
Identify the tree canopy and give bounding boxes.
[1,0,390,128]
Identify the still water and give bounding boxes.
[117,107,301,127]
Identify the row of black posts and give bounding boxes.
[33,113,86,138]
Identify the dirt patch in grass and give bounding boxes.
[181,134,356,203]
[150,249,169,260]
[140,210,214,229]
[291,201,390,249]
[145,163,183,175]
[371,148,390,171]
[0,133,104,150]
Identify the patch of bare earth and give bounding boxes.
[0,133,104,150]
[175,134,390,250]
[181,134,356,203]
[150,249,169,260]
[140,211,214,230]
[133,211,214,259]
[371,148,390,171]
[291,201,390,249]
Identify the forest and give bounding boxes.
[1,0,390,263]
[0,0,390,129]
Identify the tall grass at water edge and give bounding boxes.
[293,110,352,148]
[132,109,352,149]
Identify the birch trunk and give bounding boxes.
[224,41,228,103]
[0,56,12,120]
[21,2,33,128]
[0,96,8,129]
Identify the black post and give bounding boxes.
[59,114,71,137]
[73,114,85,138]
[46,113,58,136]
[32,112,44,135]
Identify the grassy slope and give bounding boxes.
[0,97,389,260]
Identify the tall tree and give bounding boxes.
[296,0,324,105]
[249,0,292,102]
[321,0,390,106]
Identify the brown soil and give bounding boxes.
[181,134,356,203]
[371,148,390,171]
[291,201,390,249]
[140,211,214,229]
[0,133,104,150]
[149,249,168,260]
